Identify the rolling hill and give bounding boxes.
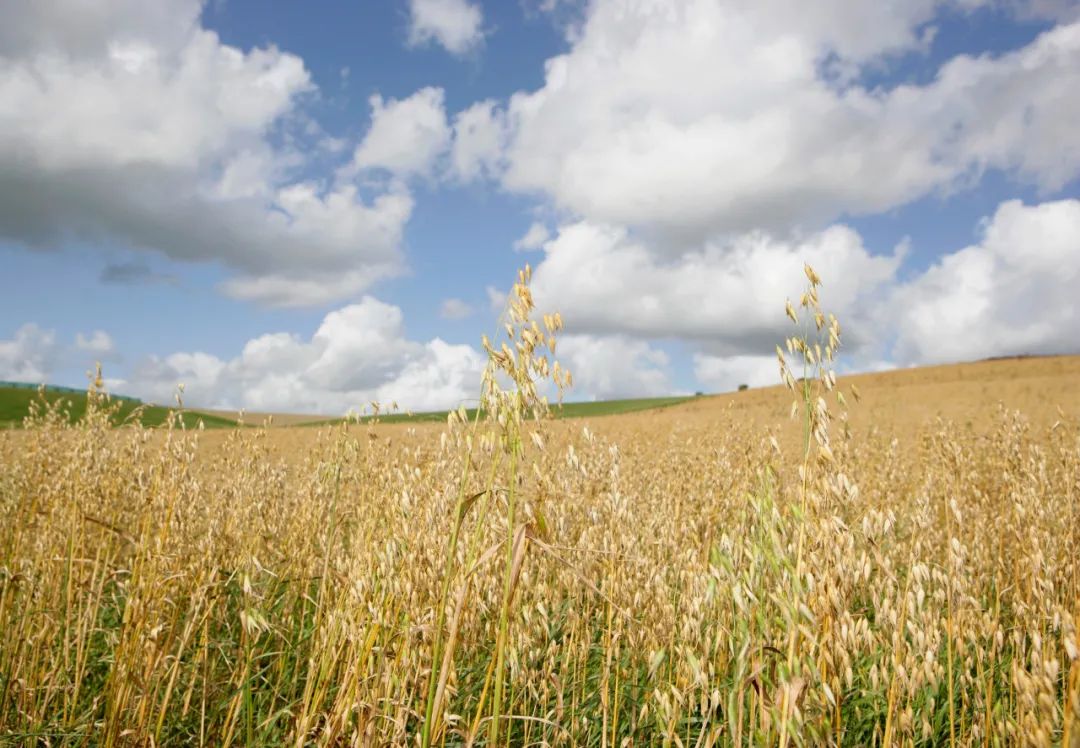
[0,383,238,429]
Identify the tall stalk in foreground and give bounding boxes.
[775,264,847,746]
[421,265,569,747]
[481,266,568,746]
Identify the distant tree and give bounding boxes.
[694,391,704,396]
[737,383,749,392]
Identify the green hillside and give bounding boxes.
[0,385,237,429]
[310,395,695,426]
[2,384,692,430]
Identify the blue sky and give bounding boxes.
[1,0,1078,413]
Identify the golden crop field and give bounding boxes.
[1,269,1078,747]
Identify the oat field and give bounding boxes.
[1,268,1078,746]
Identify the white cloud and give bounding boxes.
[449,100,507,181]
[0,0,414,307]
[693,354,780,394]
[103,377,128,393]
[513,221,551,252]
[136,351,226,407]
[557,334,672,399]
[921,25,1080,194]
[1017,0,1080,22]
[486,284,508,313]
[6,0,1079,407]
[440,298,475,320]
[454,1,1080,395]
[75,330,116,357]
[350,91,506,185]
[351,87,451,178]
[527,0,585,17]
[530,198,1080,394]
[0,323,59,383]
[407,0,485,56]
[490,1,1080,239]
[0,35,310,170]
[377,339,486,411]
[0,0,203,61]
[216,184,414,305]
[892,198,1080,364]
[529,221,903,353]
[128,297,485,414]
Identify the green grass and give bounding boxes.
[0,385,238,429]
[553,395,695,418]
[306,395,696,427]
[1,385,693,430]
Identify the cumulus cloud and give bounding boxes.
[75,330,116,357]
[445,0,1080,395]
[407,0,485,55]
[892,198,1080,364]
[1017,0,1080,22]
[487,1,1080,240]
[449,100,507,182]
[529,221,904,353]
[513,222,551,251]
[0,0,203,61]
[127,297,486,414]
[557,334,672,399]
[351,88,451,179]
[526,0,586,19]
[479,0,1080,390]
[350,91,504,184]
[692,354,780,394]
[486,285,508,313]
[527,196,1080,395]
[101,195,1080,410]
[440,298,474,320]
[127,319,676,409]
[6,0,1078,407]
[0,0,414,306]
[0,323,59,382]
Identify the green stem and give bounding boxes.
[490,437,521,747]
[420,416,480,748]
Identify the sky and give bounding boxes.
[1,0,1078,414]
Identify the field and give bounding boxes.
[1,274,1078,746]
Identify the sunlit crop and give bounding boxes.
[1,267,1077,746]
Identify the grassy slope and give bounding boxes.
[1,386,689,429]
[299,395,695,427]
[0,386,238,429]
